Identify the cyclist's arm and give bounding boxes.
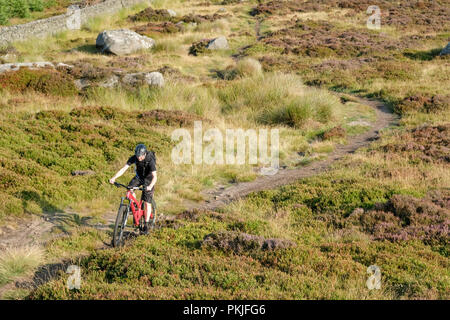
[110,164,130,183]
[146,171,157,191]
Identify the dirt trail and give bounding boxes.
[193,96,398,211]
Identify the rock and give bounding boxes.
[145,72,164,87]
[440,42,450,55]
[0,62,54,74]
[0,61,74,74]
[96,29,155,56]
[218,8,226,13]
[206,36,229,50]
[167,9,177,17]
[99,75,120,88]
[74,78,91,90]
[121,72,164,87]
[56,62,74,69]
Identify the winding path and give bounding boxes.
[193,96,398,211]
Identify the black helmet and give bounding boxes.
[135,144,147,157]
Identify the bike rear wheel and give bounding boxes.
[138,199,157,234]
[113,204,129,247]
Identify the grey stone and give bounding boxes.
[0,61,54,73]
[121,72,164,87]
[145,72,164,87]
[96,29,155,56]
[99,75,120,88]
[440,42,450,55]
[74,78,91,90]
[207,36,229,50]
[56,62,74,69]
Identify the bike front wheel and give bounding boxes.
[113,204,129,247]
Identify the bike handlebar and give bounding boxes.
[113,182,144,191]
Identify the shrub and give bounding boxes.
[0,68,78,96]
[10,0,31,19]
[28,0,44,12]
[0,0,10,25]
[396,94,450,114]
[322,126,346,140]
[0,0,46,24]
[189,39,211,56]
[347,192,449,246]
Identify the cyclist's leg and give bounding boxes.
[127,176,141,200]
[141,187,154,222]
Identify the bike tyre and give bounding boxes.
[113,204,129,247]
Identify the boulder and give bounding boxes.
[121,72,164,87]
[145,72,164,87]
[99,75,120,88]
[96,29,155,56]
[206,36,229,50]
[440,42,450,56]
[74,78,91,90]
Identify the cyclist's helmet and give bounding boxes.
[135,144,147,158]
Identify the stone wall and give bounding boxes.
[0,0,149,46]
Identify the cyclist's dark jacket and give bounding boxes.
[127,152,156,183]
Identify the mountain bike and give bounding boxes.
[112,182,157,247]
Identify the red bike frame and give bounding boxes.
[126,189,153,226]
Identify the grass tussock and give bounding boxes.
[0,246,44,286]
[217,72,340,127]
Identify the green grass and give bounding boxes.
[29,116,450,299]
[0,246,44,286]
[0,0,448,300]
[0,0,65,26]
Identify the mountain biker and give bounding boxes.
[109,144,157,234]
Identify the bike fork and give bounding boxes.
[119,199,130,241]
